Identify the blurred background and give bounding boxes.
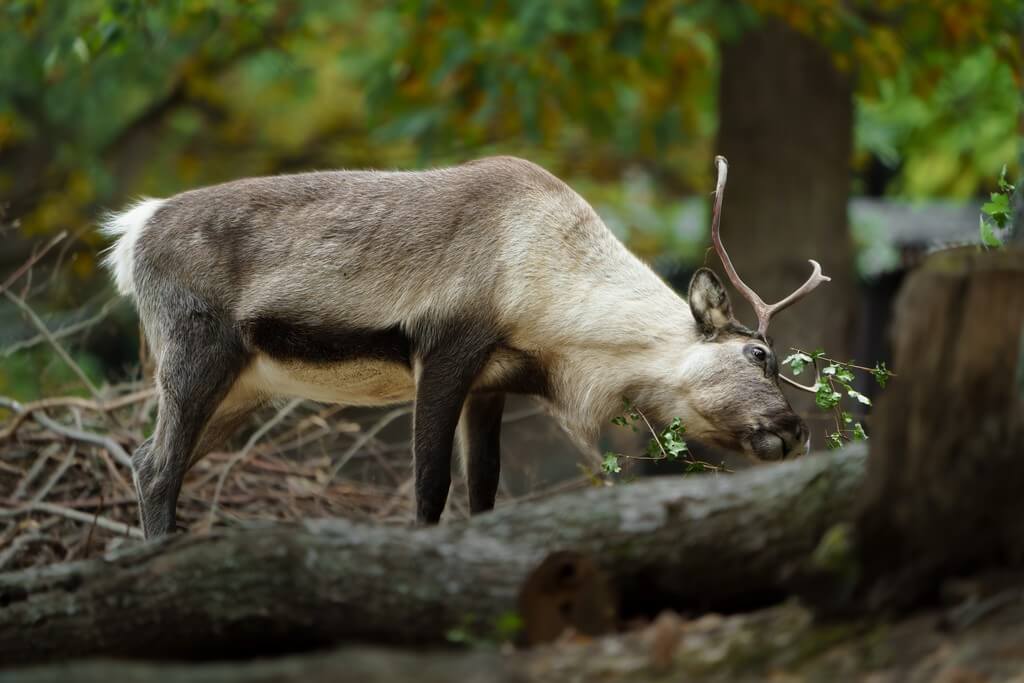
[0,1,1020,542]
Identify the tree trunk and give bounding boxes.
[0,447,866,665]
[855,247,1024,608]
[716,20,857,428]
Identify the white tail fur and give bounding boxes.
[100,198,165,297]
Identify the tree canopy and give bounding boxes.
[0,0,1019,397]
[2,1,1018,238]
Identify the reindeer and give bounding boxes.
[102,155,827,538]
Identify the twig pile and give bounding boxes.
[0,386,435,570]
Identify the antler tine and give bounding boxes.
[758,260,831,336]
[709,155,831,338]
[709,156,771,331]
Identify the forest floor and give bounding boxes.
[2,381,1022,681]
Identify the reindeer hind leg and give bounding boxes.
[133,311,248,538]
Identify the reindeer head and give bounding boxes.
[670,156,828,460]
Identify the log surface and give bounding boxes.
[0,446,866,664]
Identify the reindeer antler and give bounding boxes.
[709,155,830,338]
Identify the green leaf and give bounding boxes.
[826,432,844,450]
[980,215,1004,248]
[842,411,853,424]
[847,389,872,406]
[984,192,1010,212]
[998,164,1015,193]
[982,193,1011,228]
[822,364,838,376]
[658,417,688,458]
[816,384,841,410]
[601,452,622,474]
[494,612,523,640]
[872,362,892,388]
[852,423,868,441]
[836,367,856,384]
[783,352,812,375]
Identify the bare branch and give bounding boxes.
[0,232,66,297]
[325,406,413,484]
[207,398,305,527]
[30,411,133,469]
[2,298,118,358]
[0,502,143,539]
[3,290,105,403]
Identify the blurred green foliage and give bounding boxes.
[0,0,1020,400]
[2,0,1018,244]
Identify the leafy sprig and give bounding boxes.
[979,165,1015,248]
[602,399,724,477]
[783,349,894,449]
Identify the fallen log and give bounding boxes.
[0,445,866,665]
[7,582,1024,683]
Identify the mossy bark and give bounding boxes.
[0,447,865,665]
[7,582,1024,683]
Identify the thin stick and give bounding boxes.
[3,290,105,403]
[31,410,133,468]
[93,440,135,495]
[0,502,143,539]
[2,298,119,357]
[788,348,898,377]
[0,519,61,570]
[11,443,57,500]
[30,444,77,503]
[324,406,413,484]
[631,404,670,460]
[0,231,67,296]
[0,391,154,442]
[2,388,155,417]
[630,402,726,472]
[207,398,304,526]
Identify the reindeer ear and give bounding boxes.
[688,268,734,337]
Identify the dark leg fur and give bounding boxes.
[134,315,247,538]
[413,337,494,524]
[462,393,505,514]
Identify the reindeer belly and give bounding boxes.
[235,354,416,406]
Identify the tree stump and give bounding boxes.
[855,247,1024,608]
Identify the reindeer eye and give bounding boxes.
[745,344,768,366]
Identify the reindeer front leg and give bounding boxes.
[412,333,494,524]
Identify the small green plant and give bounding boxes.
[603,398,723,477]
[979,165,1015,248]
[783,349,894,450]
[445,611,523,647]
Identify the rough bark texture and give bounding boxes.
[716,20,857,428]
[0,447,866,665]
[856,247,1024,608]
[6,578,1024,683]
